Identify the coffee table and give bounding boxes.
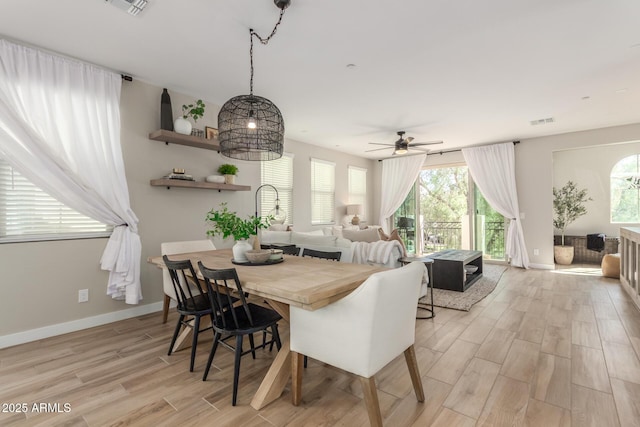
[429,250,483,292]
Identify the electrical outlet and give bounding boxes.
[78,289,89,303]
[533,249,540,256]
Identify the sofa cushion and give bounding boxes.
[342,227,381,243]
[260,230,292,245]
[291,232,338,247]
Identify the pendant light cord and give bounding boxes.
[249,7,286,95]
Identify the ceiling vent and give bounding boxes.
[530,117,555,126]
[105,0,148,16]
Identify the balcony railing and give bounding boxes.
[420,220,505,260]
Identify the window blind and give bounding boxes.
[261,153,294,224]
[0,159,112,242]
[348,165,367,215]
[311,158,335,225]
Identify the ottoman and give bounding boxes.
[601,253,620,279]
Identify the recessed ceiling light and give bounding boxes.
[346,64,357,68]
[582,96,590,100]
[616,88,628,93]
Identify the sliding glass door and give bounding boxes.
[393,164,507,260]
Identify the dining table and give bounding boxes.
[148,248,387,410]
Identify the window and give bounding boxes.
[311,158,335,224]
[260,153,294,224]
[348,166,367,214]
[0,159,112,242]
[611,154,640,223]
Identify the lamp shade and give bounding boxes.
[347,204,363,216]
[218,94,284,161]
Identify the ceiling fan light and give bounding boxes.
[394,148,408,155]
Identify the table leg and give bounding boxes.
[250,339,292,409]
[250,299,292,410]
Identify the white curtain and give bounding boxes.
[462,142,529,268]
[379,154,426,233]
[0,39,142,303]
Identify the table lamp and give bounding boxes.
[347,204,363,225]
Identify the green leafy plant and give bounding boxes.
[206,203,272,241]
[217,164,239,175]
[553,181,592,246]
[181,99,205,122]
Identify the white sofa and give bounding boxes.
[259,230,403,268]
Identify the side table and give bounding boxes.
[399,256,434,320]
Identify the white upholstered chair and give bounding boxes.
[160,240,215,323]
[290,261,427,426]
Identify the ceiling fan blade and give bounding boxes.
[368,142,396,146]
[405,136,414,143]
[410,141,444,146]
[408,147,432,153]
[365,147,394,152]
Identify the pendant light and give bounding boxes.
[218,0,291,161]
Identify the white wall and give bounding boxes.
[553,142,640,237]
[0,79,375,341]
[517,124,640,268]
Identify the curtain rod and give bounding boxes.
[377,140,520,162]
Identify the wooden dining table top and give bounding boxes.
[148,248,387,311]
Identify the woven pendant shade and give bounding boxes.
[218,94,284,161]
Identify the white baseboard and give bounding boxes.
[0,302,163,349]
[528,263,555,270]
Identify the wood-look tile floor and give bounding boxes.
[2,264,640,426]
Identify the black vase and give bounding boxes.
[160,88,174,131]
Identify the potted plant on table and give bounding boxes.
[553,181,592,265]
[217,164,239,185]
[206,203,272,262]
[174,99,205,135]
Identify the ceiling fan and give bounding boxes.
[365,131,443,155]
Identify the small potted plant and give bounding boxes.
[206,203,272,262]
[217,164,239,185]
[553,180,592,264]
[174,99,206,135]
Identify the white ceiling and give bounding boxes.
[2,0,640,159]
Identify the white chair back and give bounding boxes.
[161,240,215,300]
[290,260,426,378]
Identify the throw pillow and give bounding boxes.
[342,227,381,243]
[378,228,390,240]
[387,228,408,257]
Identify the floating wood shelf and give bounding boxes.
[150,179,250,192]
[148,129,220,151]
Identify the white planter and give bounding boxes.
[554,245,574,265]
[232,239,252,263]
[224,174,236,185]
[174,117,192,135]
[205,175,226,184]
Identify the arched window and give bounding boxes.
[611,154,640,223]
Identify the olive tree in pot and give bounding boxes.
[553,181,592,265]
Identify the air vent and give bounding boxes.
[105,0,148,16]
[530,117,555,126]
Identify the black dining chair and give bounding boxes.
[198,262,282,406]
[301,248,342,261]
[163,255,214,373]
